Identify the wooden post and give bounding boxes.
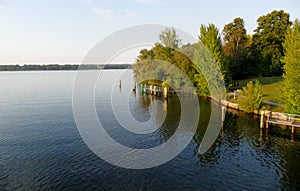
[163,87,168,99]
[221,106,226,122]
[119,80,121,88]
[153,86,157,96]
[234,90,236,99]
[150,85,153,95]
[292,126,295,134]
[260,111,264,128]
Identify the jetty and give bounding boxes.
[219,100,300,135]
[260,111,300,134]
[138,84,195,99]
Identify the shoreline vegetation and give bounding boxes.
[0,64,132,71]
[138,83,300,136]
[133,10,300,115]
[227,77,285,112]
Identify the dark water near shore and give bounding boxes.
[0,70,299,191]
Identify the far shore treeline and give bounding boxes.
[0,64,132,71]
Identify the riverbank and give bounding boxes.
[219,98,300,137]
[227,76,285,112]
[138,82,300,137]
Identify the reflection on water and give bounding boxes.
[0,70,299,190]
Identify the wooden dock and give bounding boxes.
[139,84,196,99]
[261,111,300,134]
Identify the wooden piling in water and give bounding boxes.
[260,111,264,128]
[163,87,168,99]
[221,106,226,122]
[150,85,153,95]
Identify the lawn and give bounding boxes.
[228,76,285,112]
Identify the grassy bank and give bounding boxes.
[228,76,285,112]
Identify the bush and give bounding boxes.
[238,80,263,113]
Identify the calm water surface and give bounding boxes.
[0,70,299,191]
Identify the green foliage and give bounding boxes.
[133,40,226,98]
[222,17,250,79]
[236,76,283,103]
[223,17,247,48]
[159,27,181,49]
[238,80,263,113]
[133,10,297,103]
[180,43,198,60]
[281,19,300,114]
[197,24,230,85]
[251,10,292,76]
[199,24,224,70]
[133,44,197,89]
[193,42,222,96]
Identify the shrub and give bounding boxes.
[238,80,263,113]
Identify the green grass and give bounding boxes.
[228,76,285,112]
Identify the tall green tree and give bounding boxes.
[222,17,250,79]
[282,19,300,114]
[191,24,228,97]
[251,10,291,76]
[197,24,230,84]
[159,27,181,49]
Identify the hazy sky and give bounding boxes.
[0,0,299,64]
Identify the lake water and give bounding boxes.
[0,70,299,191]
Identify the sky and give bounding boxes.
[0,0,299,64]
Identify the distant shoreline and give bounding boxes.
[0,64,132,71]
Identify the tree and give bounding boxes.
[281,19,300,114]
[222,17,250,79]
[251,10,291,76]
[180,43,195,59]
[133,44,197,89]
[238,80,263,113]
[223,17,247,52]
[159,27,181,49]
[197,24,230,85]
